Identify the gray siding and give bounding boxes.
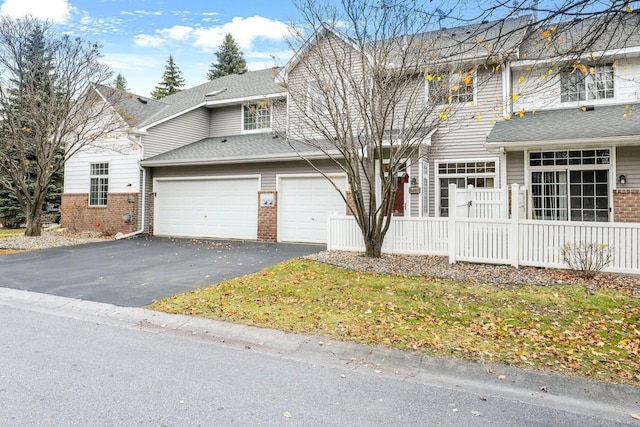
[429,69,503,161]
[617,146,640,189]
[506,151,525,185]
[210,105,241,137]
[143,108,210,158]
[151,160,346,192]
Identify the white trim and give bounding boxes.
[486,135,640,151]
[510,46,640,71]
[241,102,273,134]
[434,158,500,217]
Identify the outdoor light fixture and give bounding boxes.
[410,177,418,186]
[618,174,627,185]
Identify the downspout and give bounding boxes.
[116,133,146,239]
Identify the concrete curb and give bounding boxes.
[1,287,638,424]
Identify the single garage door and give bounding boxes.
[154,177,258,239]
[279,175,346,243]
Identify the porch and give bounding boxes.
[327,184,640,274]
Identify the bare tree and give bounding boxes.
[0,17,123,236]
[277,0,531,257]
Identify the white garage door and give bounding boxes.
[279,175,346,243]
[154,177,258,239]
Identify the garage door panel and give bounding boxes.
[155,178,258,239]
[279,175,346,243]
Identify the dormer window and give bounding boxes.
[560,64,614,102]
[243,102,271,132]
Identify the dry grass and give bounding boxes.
[148,259,640,386]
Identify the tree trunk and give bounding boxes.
[364,236,383,258]
[24,210,42,236]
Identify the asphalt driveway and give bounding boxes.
[0,236,322,307]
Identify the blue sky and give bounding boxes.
[0,0,300,96]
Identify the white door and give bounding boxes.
[154,177,258,239]
[279,175,346,243]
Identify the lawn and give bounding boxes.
[0,228,24,238]
[149,258,640,385]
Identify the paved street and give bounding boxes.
[1,288,637,426]
[0,236,321,306]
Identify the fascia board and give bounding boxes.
[140,150,344,167]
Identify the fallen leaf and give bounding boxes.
[631,413,640,420]
[479,396,488,401]
[498,374,506,380]
[284,411,292,418]
[540,386,548,392]
[472,411,481,416]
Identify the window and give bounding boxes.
[243,103,271,131]
[529,150,610,222]
[427,71,475,105]
[560,64,614,102]
[89,163,108,206]
[437,161,496,216]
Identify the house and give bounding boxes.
[62,68,349,243]
[62,14,640,247]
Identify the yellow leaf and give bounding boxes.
[452,85,459,92]
[464,75,472,85]
[512,93,519,102]
[518,76,525,84]
[283,412,292,418]
[426,74,433,81]
[548,69,554,75]
[581,106,587,112]
[498,374,506,380]
[578,64,587,73]
[626,4,633,12]
[589,67,595,74]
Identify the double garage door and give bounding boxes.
[154,177,259,239]
[154,175,346,243]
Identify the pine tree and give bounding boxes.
[151,55,186,99]
[113,73,128,91]
[207,33,247,80]
[0,23,63,230]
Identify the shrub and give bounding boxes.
[561,241,613,280]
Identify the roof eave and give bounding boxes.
[485,135,640,151]
[140,150,343,167]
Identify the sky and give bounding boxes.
[0,0,301,96]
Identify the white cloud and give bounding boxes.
[102,53,162,72]
[133,34,164,48]
[0,0,72,23]
[192,16,292,50]
[160,25,193,41]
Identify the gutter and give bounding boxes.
[116,134,147,240]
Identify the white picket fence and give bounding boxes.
[327,183,640,274]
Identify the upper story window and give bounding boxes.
[560,64,614,102]
[243,102,271,132]
[89,162,108,206]
[427,71,475,105]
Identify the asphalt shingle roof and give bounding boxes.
[96,85,167,127]
[486,103,640,145]
[140,133,331,165]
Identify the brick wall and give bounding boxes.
[345,190,357,216]
[61,193,139,235]
[613,189,640,223]
[257,191,277,242]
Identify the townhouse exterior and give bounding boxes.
[61,15,640,245]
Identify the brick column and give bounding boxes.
[257,191,278,242]
[345,190,357,216]
[613,189,640,222]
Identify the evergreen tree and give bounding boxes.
[207,33,247,80]
[151,55,185,99]
[0,23,63,229]
[113,73,128,91]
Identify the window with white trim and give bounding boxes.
[89,162,108,206]
[437,161,496,216]
[243,102,271,131]
[427,71,475,105]
[560,64,614,102]
[529,150,610,222]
